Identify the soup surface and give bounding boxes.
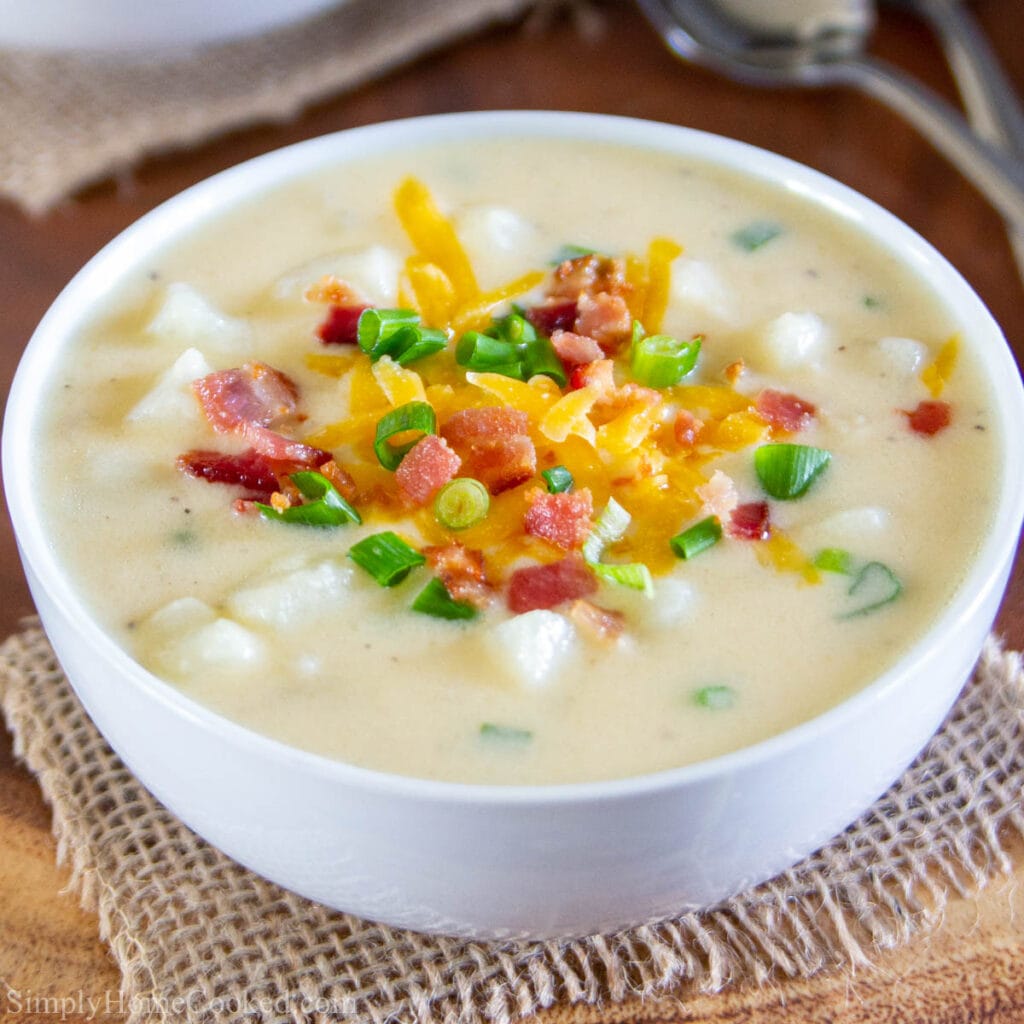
[38,137,1000,784]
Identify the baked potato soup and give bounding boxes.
[37,138,1001,784]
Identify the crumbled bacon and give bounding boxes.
[729,501,772,540]
[317,459,358,501]
[523,487,594,551]
[573,292,632,352]
[696,470,738,521]
[723,360,745,385]
[550,329,603,369]
[549,254,629,300]
[394,435,461,506]
[193,363,299,434]
[507,554,597,613]
[569,358,615,392]
[317,304,368,346]
[673,409,704,448]
[527,298,578,336]
[441,407,536,495]
[237,422,331,467]
[567,599,625,644]
[903,399,952,436]
[177,448,281,496]
[755,389,817,433]
[424,543,493,608]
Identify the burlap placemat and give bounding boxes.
[1,620,1022,1024]
[0,0,551,216]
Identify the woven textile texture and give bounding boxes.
[1,621,1022,1024]
[0,0,541,215]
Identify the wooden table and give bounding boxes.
[2,2,1023,1021]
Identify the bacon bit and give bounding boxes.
[574,292,633,352]
[549,254,629,300]
[394,434,461,506]
[567,599,625,644]
[304,275,364,306]
[442,407,537,495]
[569,358,616,393]
[723,359,745,385]
[755,389,817,433]
[316,304,368,346]
[231,498,261,516]
[270,490,292,512]
[317,459,358,501]
[237,422,331,467]
[696,470,738,521]
[903,399,952,436]
[673,408,705,448]
[193,363,299,434]
[507,553,597,613]
[527,298,578,336]
[550,329,604,369]
[729,501,772,541]
[523,487,594,551]
[424,543,494,608]
[177,448,281,496]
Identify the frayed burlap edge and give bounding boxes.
[0,0,551,216]
[1,618,1022,1024]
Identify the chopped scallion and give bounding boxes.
[373,401,437,471]
[583,497,631,563]
[731,220,783,252]
[479,722,533,743]
[550,243,598,265]
[813,547,855,575]
[434,477,490,530]
[670,516,722,560]
[692,685,736,710]
[839,561,902,618]
[394,326,448,366]
[630,332,701,388]
[348,531,425,586]
[454,312,567,387]
[256,471,361,527]
[357,308,420,359]
[754,443,831,500]
[542,465,574,493]
[590,560,655,597]
[411,577,478,620]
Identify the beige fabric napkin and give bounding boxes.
[0,0,541,215]
[1,619,1022,1024]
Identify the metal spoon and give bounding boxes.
[885,0,1024,279]
[636,0,1024,233]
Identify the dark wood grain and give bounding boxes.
[1,2,1022,1021]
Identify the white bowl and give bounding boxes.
[5,112,1024,939]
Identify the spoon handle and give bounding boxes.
[836,54,1024,233]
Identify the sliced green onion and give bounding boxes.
[839,561,902,618]
[394,326,448,366]
[479,722,533,743]
[863,294,884,310]
[522,334,568,387]
[583,497,631,563]
[454,313,567,387]
[813,547,855,575]
[256,471,361,527]
[542,465,574,494]
[630,333,701,388]
[731,220,782,252]
[670,516,722,560]
[550,243,598,265]
[373,401,437,471]
[692,685,736,710]
[357,308,420,359]
[434,477,490,530]
[754,443,831,500]
[348,531,425,586]
[590,560,655,597]
[411,577,478,620]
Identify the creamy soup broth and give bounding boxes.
[37,138,1000,784]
